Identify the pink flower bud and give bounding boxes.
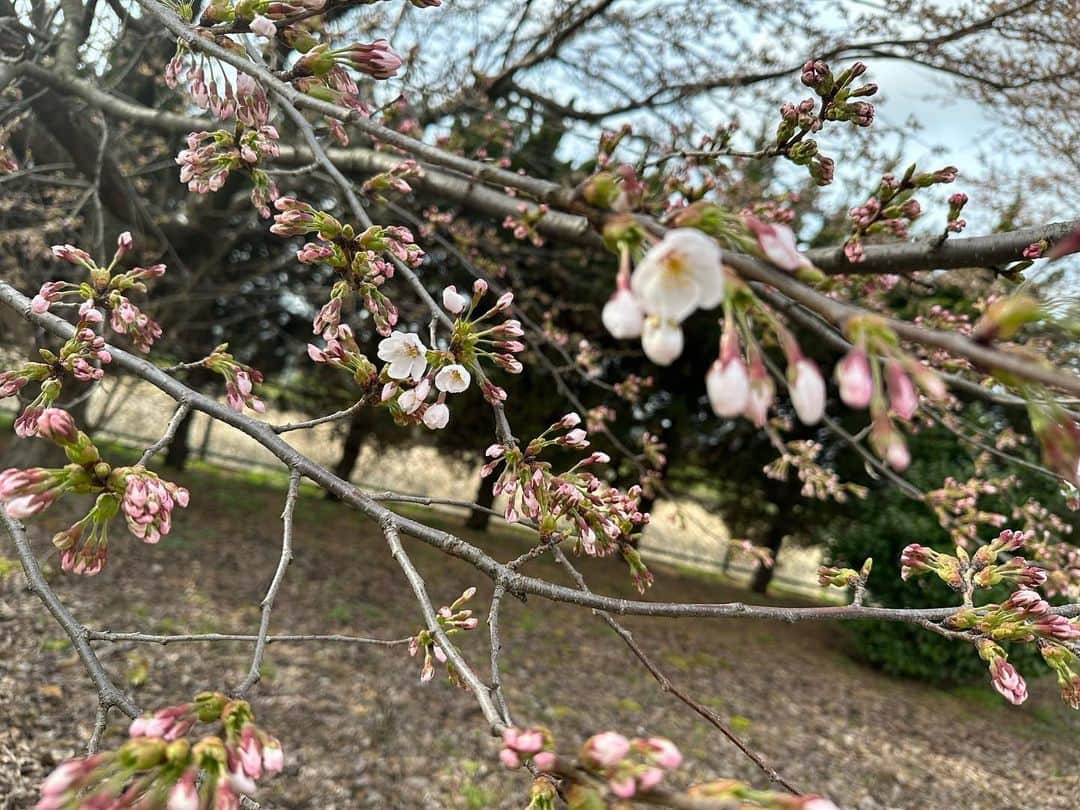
[249,13,277,38]
[835,348,872,409]
[989,658,1028,705]
[641,737,681,770]
[36,408,78,445]
[581,731,630,768]
[532,751,556,771]
[499,748,520,768]
[885,361,917,420]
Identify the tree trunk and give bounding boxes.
[465,476,496,531]
[751,522,787,595]
[326,413,366,499]
[163,409,195,470]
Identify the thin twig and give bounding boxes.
[550,546,801,795]
[382,518,505,731]
[87,630,411,647]
[137,401,191,466]
[236,469,301,697]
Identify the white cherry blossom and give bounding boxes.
[631,229,724,322]
[377,331,428,381]
[435,364,471,393]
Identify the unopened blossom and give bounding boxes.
[789,358,825,425]
[706,327,749,418]
[1033,614,1080,641]
[422,402,450,429]
[870,416,910,471]
[742,215,809,271]
[580,732,630,769]
[641,317,683,366]
[835,347,872,409]
[261,738,284,774]
[226,370,266,414]
[900,543,940,580]
[442,285,469,314]
[434,364,471,393]
[602,287,645,339]
[638,737,682,770]
[989,658,1028,705]
[249,13,277,38]
[631,228,724,322]
[338,39,402,79]
[36,408,78,445]
[885,361,917,420]
[377,331,428,380]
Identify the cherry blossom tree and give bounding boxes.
[0,1,1079,808]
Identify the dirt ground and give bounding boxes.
[1,458,1077,809]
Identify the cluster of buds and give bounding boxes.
[408,587,478,684]
[686,779,839,808]
[35,692,282,810]
[118,466,191,545]
[360,159,422,198]
[612,372,653,403]
[292,40,403,82]
[287,38,401,142]
[169,0,419,153]
[705,303,775,427]
[482,415,651,588]
[943,589,1080,710]
[945,192,968,234]
[307,324,378,387]
[0,409,188,575]
[773,59,877,186]
[842,164,958,262]
[1039,642,1080,710]
[835,316,947,470]
[442,280,526,380]
[498,727,557,771]
[947,588,1079,646]
[164,50,245,120]
[764,440,869,503]
[501,202,550,247]
[901,530,1045,595]
[575,732,682,800]
[175,125,281,217]
[38,232,166,354]
[925,475,1010,548]
[818,558,872,602]
[274,196,423,337]
[3,313,113,435]
[202,343,267,413]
